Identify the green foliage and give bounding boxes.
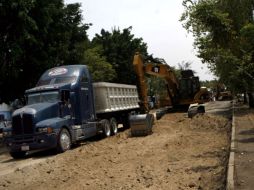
[147,76,167,97]
[83,46,116,82]
[0,1,150,103]
[181,0,254,94]
[170,66,182,80]
[177,61,192,71]
[0,0,90,102]
[91,27,148,84]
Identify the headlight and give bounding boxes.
[37,127,47,133]
[37,127,53,133]
[3,131,12,137]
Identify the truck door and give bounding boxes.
[80,72,97,137]
[80,73,93,122]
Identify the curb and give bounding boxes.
[226,102,235,190]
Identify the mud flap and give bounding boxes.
[129,114,154,137]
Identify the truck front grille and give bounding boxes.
[12,114,34,135]
[12,115,22,135]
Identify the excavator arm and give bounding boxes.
[133,52,179,112]
[133,53,149,112]
[130,52,179,137]
[130,52,209,136]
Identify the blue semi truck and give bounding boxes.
[3,65,152,158]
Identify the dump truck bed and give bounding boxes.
[93,82,139,114]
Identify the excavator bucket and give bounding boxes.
[129,113,154,137]
[187,104,205,118]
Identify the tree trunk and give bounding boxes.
[244,92,248,104]
[248,93,254,108]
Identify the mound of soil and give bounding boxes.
[0,107,231,190]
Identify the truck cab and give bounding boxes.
[3,65,98,158]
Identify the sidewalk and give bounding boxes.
[234,104,254,189]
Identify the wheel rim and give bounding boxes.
[60,131,71,150]
[111,119,118,134]
[105,124,111,136]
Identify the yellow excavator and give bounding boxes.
[130,52,209,136]
[133,52,209,111]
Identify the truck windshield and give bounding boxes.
[37,76,77,86]
[27,91,59,105]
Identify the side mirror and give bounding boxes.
[11,99,23,109]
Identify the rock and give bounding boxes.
[188,182,196,188]
[46,170,52,174]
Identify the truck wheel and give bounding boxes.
[10,151,26,159]
[102,119,111,137]
[110,117,118,135]
[57,128,71,153]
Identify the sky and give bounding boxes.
[65,0,215,81]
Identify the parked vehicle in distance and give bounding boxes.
[0,103,12,135]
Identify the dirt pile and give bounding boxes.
[0,110,231,190]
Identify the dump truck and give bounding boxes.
[3,65,153,158]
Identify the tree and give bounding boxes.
[177,61,192,71]
[181,0,254,106]
[91,27,148,84]
[0,0,90,102]
[83,46,116,82]
[0,0,37,102]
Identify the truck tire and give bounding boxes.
[10,151,26,159]
[57,128,71,153]
[110,117,118,135]
[102,119,111,137]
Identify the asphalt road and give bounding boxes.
[205,100,233,116]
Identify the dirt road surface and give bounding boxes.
[0,101,232,190]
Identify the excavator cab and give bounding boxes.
[179,70,200,100]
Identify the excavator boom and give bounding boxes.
[133,53,149,112]
[133,52,210,108]
[133,52,179,112]
[130,52,209,136]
